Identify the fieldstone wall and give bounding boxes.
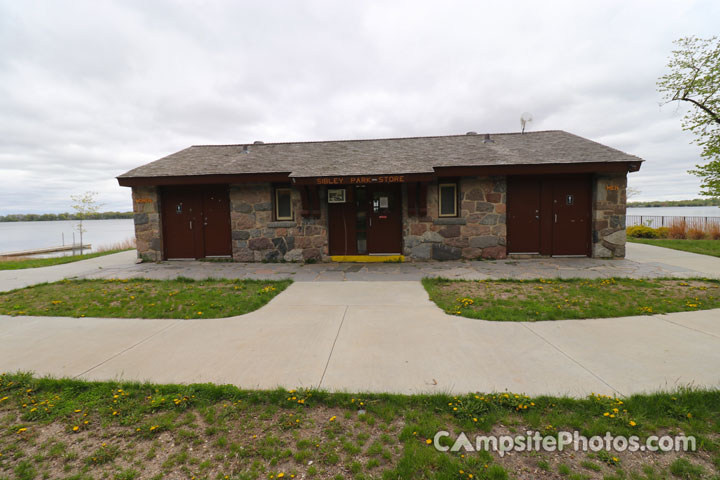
[131,186,163,261]
[592,173,627,258]
[229,184,328,262]
[403,176,507,261]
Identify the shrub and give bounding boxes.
[626,225,658,238]
[687,227,707,240]
[668,219,687,239]
[655,226,670,238]
[707,222,720,240]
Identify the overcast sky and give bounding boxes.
[0,0,718,215]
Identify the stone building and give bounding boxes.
[117,131,642,262]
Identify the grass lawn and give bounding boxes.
[0,373,718,480]
[423,277,720,321]
[0,278,291,319]
[0,249,132,271]
[627,237,720,258]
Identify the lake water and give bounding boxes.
[0,219,135,256]
[627,206,720,217]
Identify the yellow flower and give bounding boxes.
[17,427,27,433]
[329,416,336,422]
[72,426,79,431]
[425,439,432,444]
[629,421,636,426]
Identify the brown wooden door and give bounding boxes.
[551,176,591,256]
[201,186,232,257]
[161,186,231,259]
[367,185,402,254]
[507,177,542,253]
[162,188,204,259]
[328,201,357,255]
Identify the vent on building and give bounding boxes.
[242,145,249,154]
[253,140,264,144]
[466,131,478,135]
[483,134,494,144]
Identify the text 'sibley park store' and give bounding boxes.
[117,131,642,263]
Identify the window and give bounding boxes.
[438,183,457,217]
[275,187,293,220]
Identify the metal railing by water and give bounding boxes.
[627,215,720,229]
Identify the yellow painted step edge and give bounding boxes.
[330,255,405,263]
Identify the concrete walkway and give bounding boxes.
[0,245,719,396]
[70,242,719,283]
[0,280,718,396]
[0,250,137,292]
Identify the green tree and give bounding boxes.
[70,191,102,254]
[658,36,720,197]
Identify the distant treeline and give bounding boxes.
[0,212,133,222]
[628,199,720,208]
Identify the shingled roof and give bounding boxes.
[118,130,643,179]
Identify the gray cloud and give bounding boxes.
[1,0,718,214]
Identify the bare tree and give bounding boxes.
[70,191,101,255]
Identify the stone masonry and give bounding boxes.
[592,173,627,258]
[229,184,328,262]
[403,176,507,261]
[131,174,627,262]
[131,186,163,261]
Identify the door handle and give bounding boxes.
[369,217,372,227]
[554,214,557,223]
[189,220,193,230]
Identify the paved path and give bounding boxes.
[0,250,137,292]
[77,242,719,283]
[1,245,719,396]
[1,281,718,397]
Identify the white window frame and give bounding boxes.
[438,183,458,217]
[275,187,293,221]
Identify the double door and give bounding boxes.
[328,185,403,255]
[507,175,591,256]
[161,186,232,259]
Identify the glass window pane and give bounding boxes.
[439,184,456,216]
[276,189,292,220]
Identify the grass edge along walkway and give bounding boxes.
[0,373,718,480]
[422,276,720,321]
[0,277,292,319]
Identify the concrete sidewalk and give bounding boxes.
[0,250,138,292]
[1,281,718,396]
[626,241,720,278]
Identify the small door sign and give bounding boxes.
[566,195,574,206]
[176,203,183,214]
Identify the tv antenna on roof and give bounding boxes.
[520,112,533,134]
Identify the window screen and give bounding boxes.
[438,183,457,217]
